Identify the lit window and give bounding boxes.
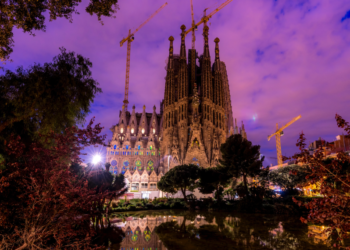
[126,145,129,150]
[138,145,141,150]
[114,145,116,150]
[142,128,145,134]
[150,146,153,150]
[120,128,124,133]
[131,128,134,134]
[153,128,155,134]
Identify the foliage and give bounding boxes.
[0,119,124,249]
[292,114,350,249]
[198,166,231,202]
[268,164,309,197]
[87,167,127,211]
[0,48,101,162]
[0,0,119,61]
[157,164,200,204]
[219,134,264,196]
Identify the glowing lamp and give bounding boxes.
[92,154,101,165]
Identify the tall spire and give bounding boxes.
[168,36,174,69]
[214,37,220,71]
[203,25,210,58]
[180,25,187,58]
[165,36,175,106]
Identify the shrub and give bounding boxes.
[146,204,154,209]
[127,205,136,211]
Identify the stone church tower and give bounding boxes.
[106,25,247,197]
[161,25,246,170]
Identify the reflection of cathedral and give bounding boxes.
[116,215,216,250]
[106,25,247,198]
[117,216,165,250]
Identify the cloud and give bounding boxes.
[4,0,350,165]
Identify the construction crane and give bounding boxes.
[120,2,168,111]
[185,0,233,36]
[190,0,196,49]
[268,115,302,166]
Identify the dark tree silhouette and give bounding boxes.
[157,164,200,204]
[219,134,264,195]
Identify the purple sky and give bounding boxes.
[4,0,350,166]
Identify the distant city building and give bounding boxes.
[106,25,246,198]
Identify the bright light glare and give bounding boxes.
[92,154,101,164]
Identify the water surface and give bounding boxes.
[108,210,338,250]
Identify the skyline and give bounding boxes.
[4,0,350,165]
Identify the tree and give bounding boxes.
[87,166,126,212]
[0,0,119,61]
[198,166,231,202]
[157,164,200,204]
[268,164,309,196]
[292,114,350,249]
[0,118,127,249]
[219,134,264,196]
[0,48,101,163]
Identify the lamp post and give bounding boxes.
[92,154,101,165]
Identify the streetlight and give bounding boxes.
[92,154,101,165]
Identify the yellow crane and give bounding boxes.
[185,0,233,36]
[190,0,196,50]
[120,2,168,111]
[268,115,302,166]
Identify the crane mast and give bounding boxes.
[190,0,196,50]
[268,115,302,166]
[120,2,168,111]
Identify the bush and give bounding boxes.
[127,205,136,211]
[170,201,183,209]
[136,206,144,210]
[154,204,163,209]
[146,204,154,209]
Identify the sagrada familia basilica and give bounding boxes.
[106,25,247,199]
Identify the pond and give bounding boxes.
[106,210,345,250]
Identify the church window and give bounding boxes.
[150,146,153,150]
[111,151,114,155]
[142,128,145,134]
[140,151,143,155]
[126,145,129,150]
[120,128,124,133]
[147,152,149,156]
[138,145,141,150]
[114,145,116,150]
[144,230,152,242]
[131,128,134,134]
[141,183,148,189]
[111,160,117,166]
[123,161,129,167]
[136,160,142,167]
[121,167,126,174]
[193,158,198,162]
[148,161,154,167]
[114,170,118,174]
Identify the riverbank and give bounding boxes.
[110,196,320,215]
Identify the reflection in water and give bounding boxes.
[110,211,342,250]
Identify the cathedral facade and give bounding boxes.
[106,25,246,198]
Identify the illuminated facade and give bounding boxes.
[106,25,247,198]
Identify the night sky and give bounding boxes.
[4,0,350,166]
